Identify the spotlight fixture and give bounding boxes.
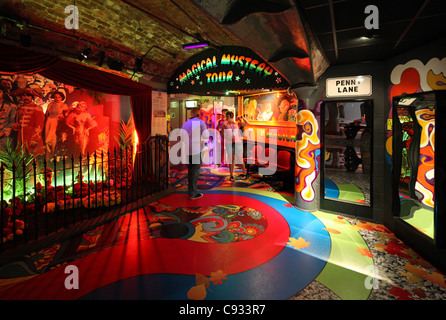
[78,45,92,61]
[106,57,124,71]
[182,41,209,50]
[97,50,105,66]
[360,33,380,40]
[134,57,143,73]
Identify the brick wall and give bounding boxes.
[0,0,244,86]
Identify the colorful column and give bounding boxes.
[294,104,321,211]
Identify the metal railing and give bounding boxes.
[0,135,169,252]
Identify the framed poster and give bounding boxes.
[151,90,167,136]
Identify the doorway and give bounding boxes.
[320,100,373,218]
[169,100,182,130]
[392,91,446,248]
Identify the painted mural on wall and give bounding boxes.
[295,102,320,207]
[386,57,446,163]
[0,73,111,165]
[243,91,297,122]
[387,57,445,210]
[414,107,435,208]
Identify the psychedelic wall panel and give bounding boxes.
[386,57,446,164]
[294,105,320,211]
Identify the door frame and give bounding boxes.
[320,99,374,219]
[391,91,446,249]
[390,91,446,273]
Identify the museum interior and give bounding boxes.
[0,0,445,302]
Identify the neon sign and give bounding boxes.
[169,46,288,94]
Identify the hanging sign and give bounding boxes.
[168,46,289,94]
[326,75,372,97]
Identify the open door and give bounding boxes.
[320,100,373,218]
[392,91,446,249]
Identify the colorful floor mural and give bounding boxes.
[399,194,434,239]
[0,166,445,300]
[325,178,366,204]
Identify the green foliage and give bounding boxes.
[0,139,36,197]
[0,139,35,178]
[114,117,134,149]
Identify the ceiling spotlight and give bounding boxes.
[97,50,105,66]
[182,41,209,50]
[78,45,92,61]
[15,20,28,31]
[106,57,124,71]
[360,33,380,40]
[134,57,143,72]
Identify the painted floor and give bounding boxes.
[0,166,445,300]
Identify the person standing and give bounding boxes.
[236,114,250,133]
[65,101,97,156]
[0,78,16,104]
[216,108,228,166]
[44,91,68,160]
[223,111,247,182]
[182,107,207,200]
[12,88,45,156]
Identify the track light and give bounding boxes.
[78,45,91,61]
[97,50,105,66]
[134,57,143,72]
[182,41,209,50]
[106,57,124,71]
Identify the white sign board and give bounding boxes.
[152,90,168,136]
[326,75,372,98]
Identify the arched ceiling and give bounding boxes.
[0,0,327,93]
[1,0,443,95]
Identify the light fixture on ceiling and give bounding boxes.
[182,41,209,50]
[78,45,92,61]
[134,57,143,72]
[97,49,105,66]
[106,57,124,71]
[16,20,31,47]
[360,33,380,40]
[130,57,143,80]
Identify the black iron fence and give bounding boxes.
[0,135,169,252]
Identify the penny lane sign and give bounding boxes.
[168,46,289,94]
[325,75,372,98]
